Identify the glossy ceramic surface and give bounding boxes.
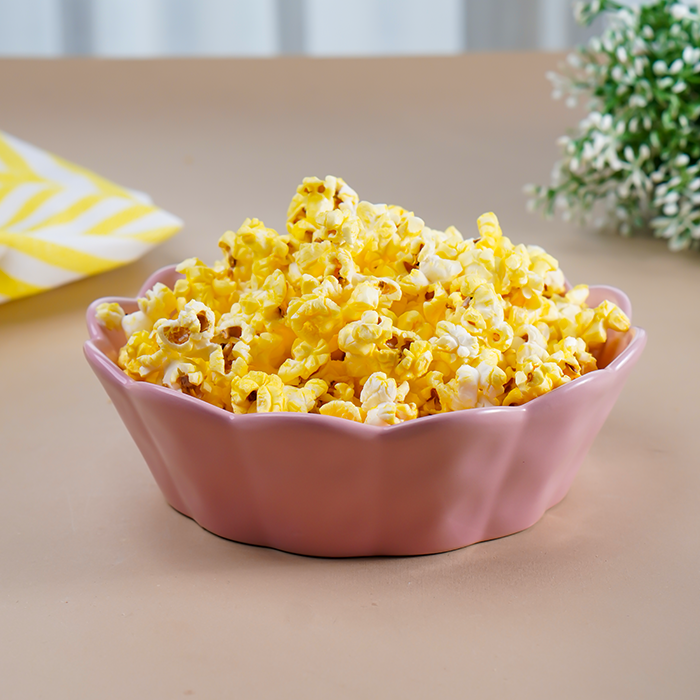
[84,266,646,557]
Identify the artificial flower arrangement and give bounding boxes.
[529,0,700,251]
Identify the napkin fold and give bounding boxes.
[0,130,183,304]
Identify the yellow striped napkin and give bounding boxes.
[0,130,183,304]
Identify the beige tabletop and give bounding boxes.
[1,54,699,699]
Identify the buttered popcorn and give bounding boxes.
[96,176,631,425]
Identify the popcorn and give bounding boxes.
[154,301,216,357]
[338,311,393,357]
[430,321,480,365]
[163,359,200,392]
[419,246,463,284]
[118,282,180,337]
[284,378,328,413]
[99,177,632,425]
[360,373,416,426]
[319,400,363,422]
[440,365,480,411]
[278,338,331,383]
[95,302,125,331]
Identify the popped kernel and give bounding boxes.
[95,302,125,330]
[319,400,363,422]
[103,176,632,424]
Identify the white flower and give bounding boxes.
[683,46,700,64]
[662,192,680,204]
[573,1,586,23]
[669,58,684,75]
[611,65,625,81]
[670,4,690,20]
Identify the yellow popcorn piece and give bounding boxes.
[95,302,125,331]
[284,378,328,413]
[218,218,290,288]
[287,176,359,242]
[162,359,201,392]
[231,371,287,414]
[118,283,180,337]
[360,372,401,408]
[338,310,393,357]
[329,381,356,402]
[394,338,433,382]
[430,320,480,369]
[419,245,463,284]
[514,361,568,403]
[278,338,331,384]
[173,258,232,316]
[288,293,343,344]
[118,329,164,382]
[440,364,480,411]
[359,372,416,426]
[319,400,363,422]
[154,300,216,357]
[113,178,632,424]
[580,299,632,348]
[396,310,435,340]
[365,401,418,426]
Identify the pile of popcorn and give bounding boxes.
[96,176,630,426]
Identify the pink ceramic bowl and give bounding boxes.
[84,266,646,557]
